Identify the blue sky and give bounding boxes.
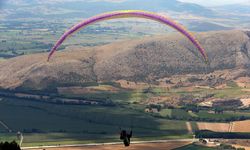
[179,0,250,6]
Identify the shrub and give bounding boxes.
[0,141,20,150]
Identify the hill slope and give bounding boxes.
[0,30,249,90]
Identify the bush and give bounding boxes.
[195,130,250,139]
[0,141,20,150]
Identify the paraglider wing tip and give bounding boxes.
[47,54,52,62]
[47,48,55,62]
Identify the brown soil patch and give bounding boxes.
[116,80,149,90]
[58,87,96,94]
[231,120,250,132]
[85,85,120,92]
[197,120,250,133]
[30,141,190,150]
[233,145,250,150]
[236,77,250,88]
[242,89,250,92]
[240,98,250,107]
[225,139,250,150]
[58,85,119,95]
[215,84,228,89]
[197,122,230,132]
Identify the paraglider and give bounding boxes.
[120,128,133,147]
[47,10,208,63]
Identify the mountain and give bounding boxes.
[215,4,250,14]
[0,30,249,90]
[1,0,249,32]
[2,0,214,19]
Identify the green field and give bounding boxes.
[0,98,190,146]
[159,109,192,119]
[213,87,248,99]
[0,83,249,146]
[0,19,169,58]
[159,108,250,121]
[196,111,250,120]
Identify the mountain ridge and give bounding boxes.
[2,0,213,18]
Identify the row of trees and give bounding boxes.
[196,130,250,139]
[149,104,250,122]
[165,115,250,122]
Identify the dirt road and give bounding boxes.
[24,139,193,150]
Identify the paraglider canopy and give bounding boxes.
[47,10,208,63]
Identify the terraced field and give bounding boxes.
[231,120,250,132]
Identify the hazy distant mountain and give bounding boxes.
[186,21,232,31]
[2,0,214,19]
[2,0,249,31]
[215,4,250,14]
[0,30,249,90]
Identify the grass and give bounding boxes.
[168,86,249,99]
[196,111,250,120]
[0,98,190,146]
[190,122,198,131]
[188,111,198,117]
[159,109,193,120]
[0,19,168,58]
[129,90,149,103]
[158,108,250,121]
[159,109,172,117]
[60,86,153,105]
[0,133,191,147]
[213,87,246,99]
[172,109,192,119]
[0,81,249,146]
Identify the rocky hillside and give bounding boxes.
[0,30,249,90]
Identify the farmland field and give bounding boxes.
[28,141,191,150]
[196,122,230,132]
[196,111,250,120]
[159,109,250,121]
[231,120,250,132]
[0,97,190,146]
[1,1,250,149]
[0,82,250,146]
[0,19,169,58]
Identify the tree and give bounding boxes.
[214,107,224,114]
[0,141,21,150]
